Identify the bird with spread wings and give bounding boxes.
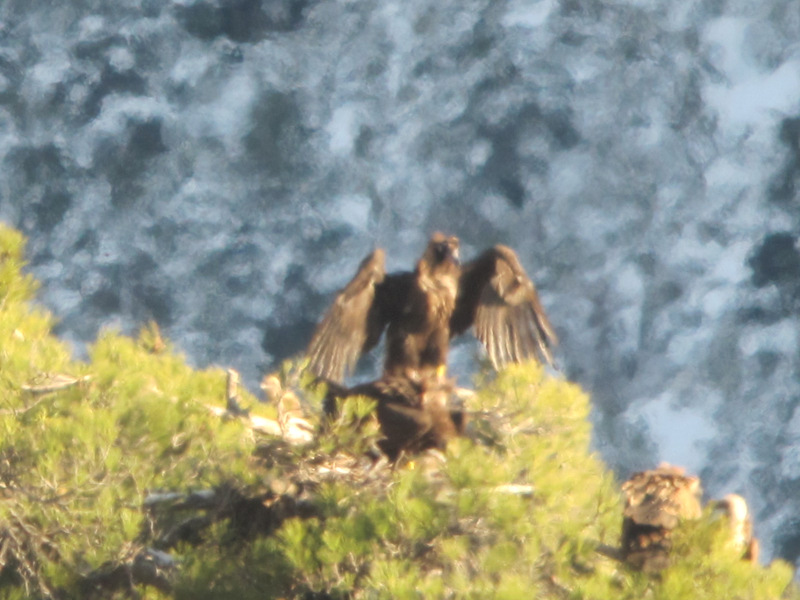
[306,232,558,382]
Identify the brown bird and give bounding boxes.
[620,464,703,572]
[306,232,557,383]
[335,374,467,461]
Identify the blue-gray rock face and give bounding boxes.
[3,0,800,563]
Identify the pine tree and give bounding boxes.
[0,223,795,599]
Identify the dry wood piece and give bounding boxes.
[20,373,91,395]
[226,368,246,415]
[80,546,176,596]
[204,370,315,443]
[261,374,314,443]
[277,390,314,444]
[714,493,759,564]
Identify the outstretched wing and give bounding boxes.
[306,250,412,382]
[306,249,386,382]
[450,245,558,369]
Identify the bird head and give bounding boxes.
[424,232,460,268]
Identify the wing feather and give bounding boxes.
[452,244,558,369]
[306,249,393,382]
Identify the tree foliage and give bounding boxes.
[0,223,796,599]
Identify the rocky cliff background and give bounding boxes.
[2,0,800,564]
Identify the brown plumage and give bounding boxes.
[326,374,467,461]
[306,232,557,383]
[620,464,703,572]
